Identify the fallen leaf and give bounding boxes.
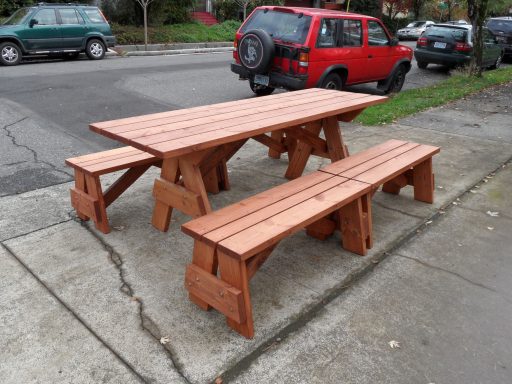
[160,336,171,345]
[388,340,401,349]
[470,190,477,193]
[425,220,433,225]
[486,211,499,217]
[437,186,444,189]
[113,226,125,231]
[215,378,223,384]
[487,227,494,231]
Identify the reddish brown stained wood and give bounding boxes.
[337,108,365,122]
[70,188,99,222]
[84,174,110,234]
[246,246,275,281]
[73,169,89,221]
[91,88,336,130]
[152,158,180,232]
[413,158,435,203]
[322,116,348,161]
[319,139,410,176]
[306,217,337,241]
[283,127,327,154]
[268,131,285,159]
[338,197,368,256]
[103,164,152,207]
[285,121,322,179]
[351,145,440,186]
[182,170,334,239]
[185,264,246,324]
[153,178,206,218]
[252,133,287,155]
[382,173,409,195]
[179,153,212,216]
[189,241,218,310]
[217,251,254,339]
[217,179,371,260]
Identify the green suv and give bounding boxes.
[1,3,116,65]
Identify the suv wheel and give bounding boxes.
[86,39,106,60]
[238,29,275,74]
[0,42,21,66]
[321,73,343,91]
[384,65,406,94]
[249,80,275,96]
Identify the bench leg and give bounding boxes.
[73,169,89,221]
[306,217,337,240]
[189,241,218,311]
[339,195,372,256]
[413,158,434,203]
[218,250,254,339]
[84,174,110,234]
[382,171,411,195]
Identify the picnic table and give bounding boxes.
[89,88,387,232]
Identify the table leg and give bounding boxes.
[323,116,348,160]
[152,158,180,232]
[285,121,322,179]
[179,152,212,216]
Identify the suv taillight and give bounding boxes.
[417,37,427,47]
[455,42,472,52]
[233,39,239,61]
[298,51,309,75]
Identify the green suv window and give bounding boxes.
[59,9,83,25]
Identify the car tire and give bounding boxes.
[490,54,502,70]
[0,41,22,66]
[417,61,428,69]
[238,29,275,74]
[249,80,275,96]
[86,39,106,60]
[384,65,407,94]
[321,73,343,91]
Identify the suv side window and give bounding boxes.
[59,9,83,25]
[342,19,362,46]
[82,8,106,23]
[317,18,339,48]
[367,20,390,46]
[33,9,58,25]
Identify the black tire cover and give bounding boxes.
[238,29,275,74]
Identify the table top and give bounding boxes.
[90,88,387,159]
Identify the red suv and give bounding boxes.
[231,7,413,96]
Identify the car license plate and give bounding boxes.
[254,74,270,86]
[434,41,447,49]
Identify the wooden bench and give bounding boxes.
[66,146,162,234]
[181,171,373,338]
[319,139,441,203]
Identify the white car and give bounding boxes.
[397,21,435,40]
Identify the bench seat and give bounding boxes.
[320,139,440,203]
[66,146,161,234]
[182,170,373,338]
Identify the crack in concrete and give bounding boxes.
[78,219,192,384]
[1,117,73,180]
[394,253,512,305]
[0,242,148,384]
[373,200,425,219]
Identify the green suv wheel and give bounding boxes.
[86,39,106,60]
[0,42,21,66]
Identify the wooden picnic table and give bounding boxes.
[89,88,387,232]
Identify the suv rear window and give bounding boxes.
[82,8,106,23]
[425,26,468,42]
[487,19,512,33]
[240,9,312,44]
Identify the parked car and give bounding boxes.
[414,24,503,69]
[231,6,413,96]
[0,3,116,66]
[397,20,435,40]
[445,20,469,25]
[486,17,512,59]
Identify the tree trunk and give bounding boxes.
[143,6,148,51]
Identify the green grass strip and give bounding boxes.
[355,66,512,126]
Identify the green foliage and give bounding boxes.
[348,0,381,17]
[112,20,241,45]
[214,0,284,23]
[355,67,512,125]
[102,0,193,26]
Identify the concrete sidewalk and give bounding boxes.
[1,83,511,384]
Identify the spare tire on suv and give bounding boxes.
[238,29,275,74]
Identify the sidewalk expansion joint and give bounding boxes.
[1,117,73,180]
[0,242,149,384]
[373,200,425,219]
[1,217,73,243]
[78,219,193,384]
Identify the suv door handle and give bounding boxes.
[368,54,373,58]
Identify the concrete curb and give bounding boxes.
[107,42,234,57]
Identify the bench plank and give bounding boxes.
[217,178,370,260]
